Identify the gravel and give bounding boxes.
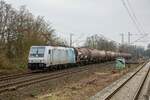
[0,62,139,100]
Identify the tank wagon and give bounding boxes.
[28,46,131,70]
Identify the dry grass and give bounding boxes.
[37,64,139,100]
[0,53,27,73]
[39,73,120,100]
[0,54,13,69]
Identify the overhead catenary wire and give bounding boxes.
[126,0,146,34]
[125,0,150,44]
[121,0,143,34]
[121,0,149,44]
[131,33,149,44]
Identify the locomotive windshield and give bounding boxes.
[30,47,45,57]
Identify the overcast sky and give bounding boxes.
[4,0,150,47]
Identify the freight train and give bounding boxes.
[28,46,131,70]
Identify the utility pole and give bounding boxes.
[120,33,124,44]
[128,32,131,45]
[70,33,73,47]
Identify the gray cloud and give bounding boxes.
[4,0,150,47]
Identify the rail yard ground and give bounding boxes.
[0,61,143,100]
[91,61,150,100]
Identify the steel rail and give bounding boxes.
[133,62,150,100]
[0,61,113,82]
[0,67,89,93]
[0,72,35,82]
[105,62,147,100]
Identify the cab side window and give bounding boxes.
[49,50,51,54]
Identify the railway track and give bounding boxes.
[0,72,35,82]
[0,61,113,82]
[0,61,116,94]
[91,61,150,100]
[0,66,90,93]
[107,62,150,100]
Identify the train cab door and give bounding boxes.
[48,49,53,65]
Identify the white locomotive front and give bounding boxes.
[28,46,76,70]
[28,46,47,70]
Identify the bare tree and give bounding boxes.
[84,34,117,51]
[0,1,61,69]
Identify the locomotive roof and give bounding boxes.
[31,46,74,50]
